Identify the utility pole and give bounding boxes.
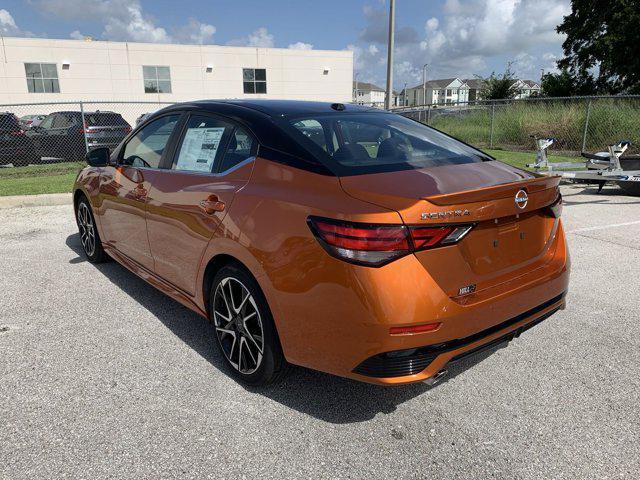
[385,0,395,110]
[403,82,407,107]
[422,63,428,106]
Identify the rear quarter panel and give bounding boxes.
[195,157,405,367]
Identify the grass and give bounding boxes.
[484,149,584,171]
[0,162,83,196]
[0,149,586,197]
[429,98,640,154]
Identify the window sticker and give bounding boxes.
[176,127,226,172]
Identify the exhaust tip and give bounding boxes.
[424,369,448,386]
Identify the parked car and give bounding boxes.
[27,111,131,161]
[73,100,569,386]
[19,114,47,130]
[0,112,39,167]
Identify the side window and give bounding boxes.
[219,127,256,172]
[173,115,233,173]
[52,115,65,128]
[39,115,55,130]
[53,114,73,129]
[122,115,179,168]
[291,119,327,151]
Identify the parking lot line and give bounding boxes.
[568,220,640,234]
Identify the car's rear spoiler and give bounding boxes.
[424,176,561,206]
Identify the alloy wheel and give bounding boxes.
[77,202,96,257]
[213,277,264,375]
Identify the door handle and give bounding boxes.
[199,195,225,214]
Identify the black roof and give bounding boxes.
[163,99,381,117]
[145,100,393,177]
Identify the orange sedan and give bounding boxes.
[73,100,569,386]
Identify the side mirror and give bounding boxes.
[86,147,111,167]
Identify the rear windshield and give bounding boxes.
[0,114,21,131]
[286,112,492,176]
[85,113,129,127]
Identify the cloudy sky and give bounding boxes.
[1,0,571,89]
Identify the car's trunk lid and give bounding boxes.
[339,161,561,297]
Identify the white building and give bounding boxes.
[353,81,386,108]
[463,78,486,102]
[512,79,541,99]
[404,78,469,106]
[0,37,353,104]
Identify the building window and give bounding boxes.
[243,68,267,94]
[25,63,60,93]
[143,66,172,94]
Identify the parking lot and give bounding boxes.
[1,184,639,479]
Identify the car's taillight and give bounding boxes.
[307,216,474,267]
[9,130,26,137]
[546,193,562,218]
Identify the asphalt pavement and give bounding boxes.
[1,184,639,479]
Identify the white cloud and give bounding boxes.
[69,30,85,40]
[425,18,439,32]
[174,18,216,45]
[512,52,536,78]
[368,44,379,55]
[420,0,569,60]
[350,0,569,89]
[102,4,170,43]
[228,27,275,48]
[0,9,17,32]
[0,8,33,37]
[288,41,313,50]
[347,44,366,72]
[36,0,215,45]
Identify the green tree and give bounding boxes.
[557,0,640,94]
[480,65,519,100]
[540,69,597,97]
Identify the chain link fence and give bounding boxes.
[394,95,640,156]
[2,96,640,168]
[0,101,173,167]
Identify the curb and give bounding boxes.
[0,193,72,209]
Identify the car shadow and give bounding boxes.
[561,184,640,205]
[65,232,500,424]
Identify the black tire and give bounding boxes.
[14,152,40,167]
[76,196,108,263]
[209,264,288,385]
[620,182,640,196]
[28,151,41,165]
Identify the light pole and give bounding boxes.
[422,64,428,106]
[354,72,359,104]
[403,82,407,107]
[384,0,395,110]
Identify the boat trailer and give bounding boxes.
[527,137,640,195]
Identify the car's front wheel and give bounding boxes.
[210,265,288,385]
[76,196,108,263]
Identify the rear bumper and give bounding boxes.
[352,292,565,381]
[273,219,570,385]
